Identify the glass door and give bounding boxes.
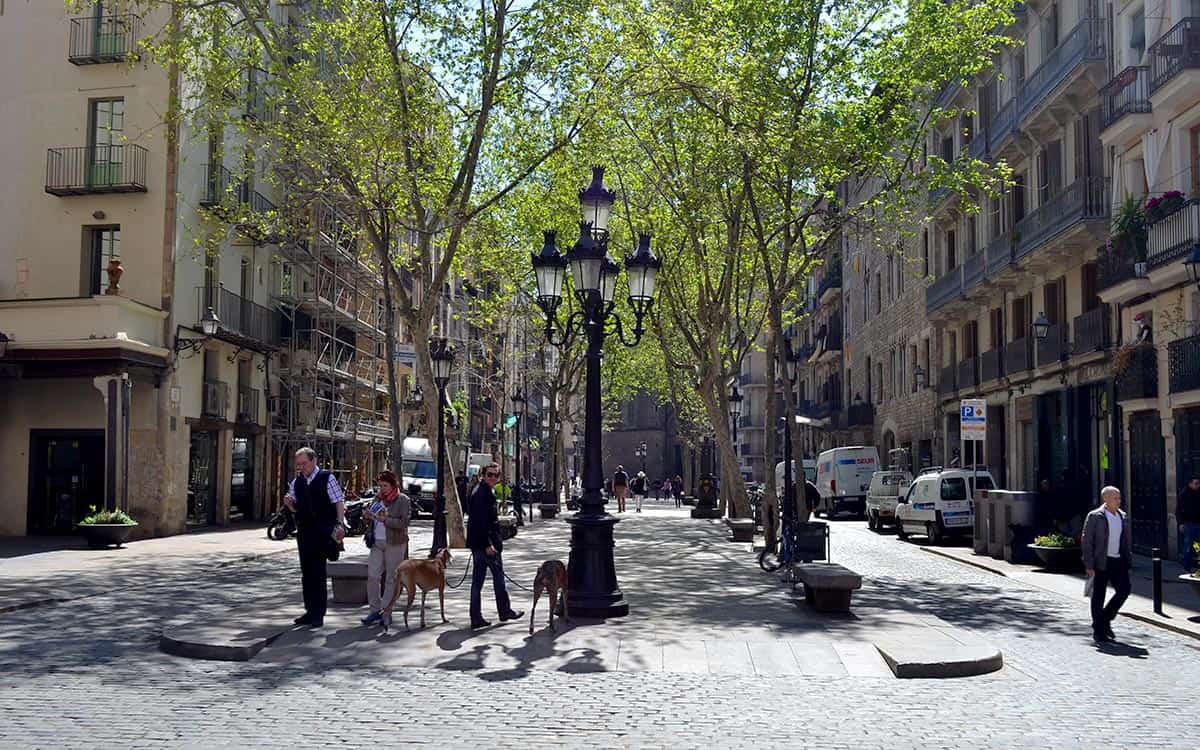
[187,431,218,526]
[89,99,124,188]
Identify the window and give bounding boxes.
[941,135,954,164]
[1012,173,1027,223]
[875,362,884,403]
[990,194,1003,238]
[1038,140,1063,204]
[89,98,125,185]
[1081,263,1098,312]
[889,349,896,399]
[968,216,978,256]
[84,226,120,295]
[897,254,905,296]
[909,345,918,393]
[946,230,957,271]
[922,230,930,276]
[941,477,968,500]
[1190,124,1200,199]
[1042,3,1060,53]
[874,272,882,314]
[989,307,1005,350]
[1130,7,1146,59]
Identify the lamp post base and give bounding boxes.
[564,512,629,618]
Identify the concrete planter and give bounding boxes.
[725,518,754,542]
[1179,574,1200,599]
[78,523,138,549]
[538,503,559,519]
[1027,544,1082,571]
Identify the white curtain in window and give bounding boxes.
[1141,123,1173,192]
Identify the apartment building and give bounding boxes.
[0,3,402,537]
[735,346,771,482]
[1095,0,1200,556]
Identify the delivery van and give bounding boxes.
[814,446,880,517]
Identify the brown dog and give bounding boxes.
[381,548,451,631]
[529,560,569,634]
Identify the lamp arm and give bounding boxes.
[542,309,584,347]
[605,309,645,348]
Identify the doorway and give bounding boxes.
[1128,412,1166,554]
[230,434,255,522]
[187,430,218,526]
[27,431,105,534]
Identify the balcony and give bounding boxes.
[985,230,1015,276]
[846,401,874,427]
[1169,334,1200,393]
[962,251,986,294]
[957,356,978,391]
[236,387,261,422]
[818,265,842,303]
[966,134,988,161]
[203,380,230,419]
[937,365,956,396]
[45,145,149,196]
[68,14,139,64]
[1036,323,1067,367]
[1005,337,1032,376]
[926,267,963,314]
[980,347,1004,382]
[988,96,1018,154]
[1018,18,1107,124]
[1014,177,1108,261]
[201,164,277,214]
[1072,306,1109,355]
[1147,199,1200,270]
[1101,66,1151,131]
[1115,345,1157,401]
[0,295,167,368]
[823,316,843,353]
[1098,237,1148,293]
[196,286,281,350]
[1148,18,1200,96]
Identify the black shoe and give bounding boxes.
[471,619,492,629]
[307,619,324,628]
[294,614,315,625]
[499,610,524,622]
[1104,624,1116,641]
[1093,631,1112,644]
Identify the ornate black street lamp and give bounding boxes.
[728,384,744,445]
[635,440,648,474]
[529,166,660,618]
[913,364,927,390]
[780,331,801,530]
[1033,312,1051,340]
[428,337,454,556]
[512,386,526,523]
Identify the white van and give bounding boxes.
[865,469,913,531]
[465,452,495,479]
[773,459,818,493]
[815,446,880,517]
[895,467,998,545]
[400,437,437,514]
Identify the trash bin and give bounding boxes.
[1002,490,1038,563]
[973,492,991,555]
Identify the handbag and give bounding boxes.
[364,524,376,549]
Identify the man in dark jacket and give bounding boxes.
[1081,486,1133,643]
[283,447,346,628]
[466,463,523,629]
[1178,475,1200,571]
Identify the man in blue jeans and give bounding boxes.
[466,463,523,629]
[1178,476,1200,571]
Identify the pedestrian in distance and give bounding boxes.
[282,447,347,628]
[662,477,674,508]
[512,473,526,526]
[361,471,411,627]
[455,471,469,512]
[673,474,684,507]
[1081,486,1133,644]
[632,471,647,513]
[613,465,629,513]
[1178,475,1200,571]
[466,463,523,629]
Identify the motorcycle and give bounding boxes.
[266,505,296,540]
[343,494,373,536]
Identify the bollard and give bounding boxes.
[1152,547,1163,615]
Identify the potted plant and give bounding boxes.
[1110,196,1148,270]
[1028,532,1081,570]
[77,505,138,549]
[1144,190,1186,224]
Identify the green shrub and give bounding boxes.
[80,505,137,526]
[1033,533,1077,548]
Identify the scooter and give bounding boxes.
[266,505,296,540]
[343,495,372,536]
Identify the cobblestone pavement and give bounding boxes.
[1,504,1199,749]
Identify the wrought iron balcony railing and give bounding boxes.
[1147,198,1200,269]
[1036,323,1067,366]
[937,365,957,396]
[1018,18,1107,124]
[201,164,277,214]
[1101,66,1151,130]
[1148,17,1200,94]
[1098,236,1147,289]
[45,145,148,195]
[202,380,229,419]
[957,356,978,390]
[1168,334,1200,393]
[926,267,963,313]
[847,402,874,427]
[980,347,1004,382]
[1116,345,1158,400]
[237,387,261,422]
[1014,177,1109,261]
[196,285,281,348]
[1072,306,1109,355]
[68,14,140,64]
[1005,337,1032,376]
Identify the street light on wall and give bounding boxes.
[428,337,455,556]
[1033,312,1051,341]
[528,165,660,619]
[913,365,926,389]
[173,306,221,354]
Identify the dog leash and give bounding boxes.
[444,555,473,590]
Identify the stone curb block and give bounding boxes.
[874,642,1004,679]
[159,625,289,662]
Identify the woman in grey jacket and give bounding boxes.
[361,471,411,627]
[1081,486,1133,643]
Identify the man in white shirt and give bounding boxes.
[283,447,346,627]
[1080,486,1133,644]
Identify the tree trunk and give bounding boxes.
[702,392,749,518]
[762,320,781,548]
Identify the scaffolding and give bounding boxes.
[269,198,395,492]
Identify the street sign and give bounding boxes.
[960,399,986,441]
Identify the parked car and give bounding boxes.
[814,446,880,518]
[895,467,998,545]
[865,469,913,531]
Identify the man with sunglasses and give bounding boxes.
[466,463,523,629]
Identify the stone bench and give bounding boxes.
[793,563,862,613]
[725,518,755,543]
[539,503,560,519]
[327,558,369,605]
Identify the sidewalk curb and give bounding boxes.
[0,544,296,615]
[921,546,1200,643]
